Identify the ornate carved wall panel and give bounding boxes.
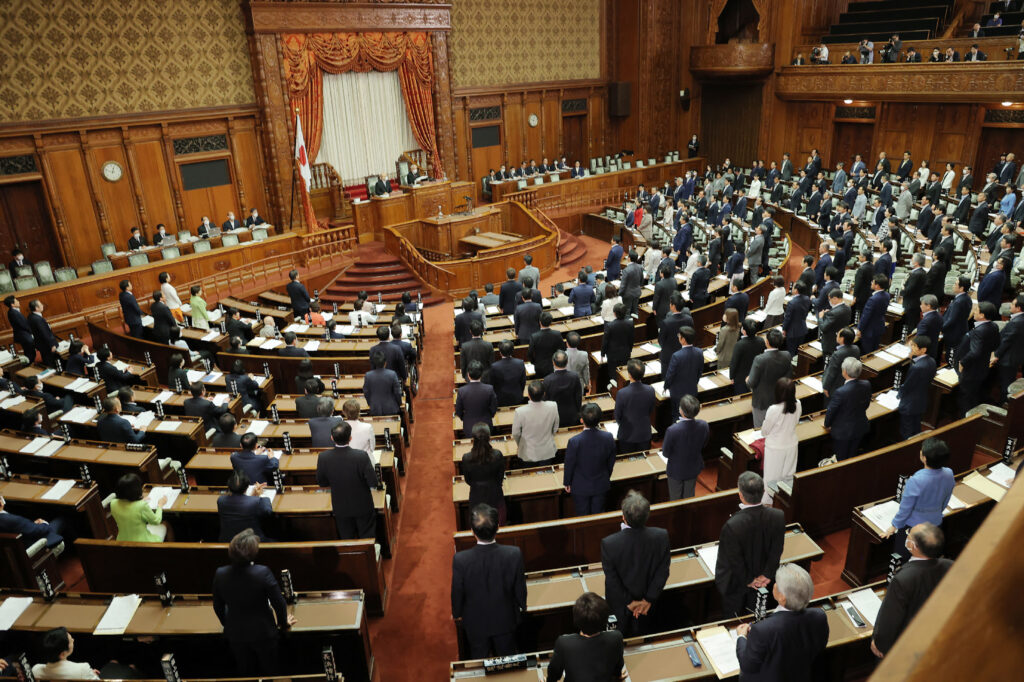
[775,65,1024,102]
[449,0,601,88]
[0,0,255,122]
[690,43,775,80]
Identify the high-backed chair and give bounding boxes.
[14,275,38,290]
[128,252,149,267]
[34,261,54,285]
[0,270,14,293]
[91,259,114,275]
[161,246,180,260]
[13,265,32,278]
[221,234,240,247]
[100,242,117,256]
[193,239,212,253]
[252,228,268,241]
[54,267,77,282]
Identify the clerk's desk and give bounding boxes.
[771,414,981,537]
[351,178,475,241]
[452,393,615,438]
[107,225,277,269]
[187,446,403,512]
[143,483,395,559]
[0,474,109,539]
[842,454,1013,586]
[0,430,165,495]
[0,589,376,681]
[488,525,821,656]
[452,451,666,530]
[451,582,885,682]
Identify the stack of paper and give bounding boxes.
[322,312,334,322]
[36,440,64,458]
[201,331,220,341]
[141,315,155,327]
[336,325,354,336]
[703,349,717,362]
[262,339,284,349]
[847,589,882,626]
[154,391,174,404]
[486,305,499,315]
[135,412,156,428]
[591,351,604,363]
[558,306,575,316]
[204,371,223,382]
[245,484,277,502]
[63,406,97,424]
[887,343,911,359]
[800,376,824,393]
[154,421,182,432]
[944,494,967,515]
[0,597,34,631]
[304,340,320,352]
[94,595,142,635]
[146,487,180,510]
[739,429,762,445]
[603,422,620,439]
[524,362,536,376]
[64,377,92,392]
[0,351,13,364]
[808,340,823,352]
[248,420,270,436]
[874,350,900,364]
[697,544,719,573]
[987,462,1017,489]
[646,360,662,375]
[185,370,206,383]
[208,309,223,322]
[651,381,667,399]
[211,393,231,406]
[861,499,900,534]
[0,396,26,409]
[371,449,383,465]
[720,368,730,379]
[41,479,76,500]
[640,343,660,354]
[935,368,959,385]
[698,376,718,391]
[875,390,900,411]
[20,436,52,454]
[695,626,740,677]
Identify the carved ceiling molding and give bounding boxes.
[690,43,775,80]
[247,1,451,33]
[776,65,1024,102]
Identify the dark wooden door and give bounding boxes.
[831,122,874,172]
[561,114,586,166]
[975,127,1024,182]
[0,181,63,267]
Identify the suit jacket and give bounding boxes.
[455,381,498,437]
[689,267,712,307]
[652,276,678,320]
[995,314,1024,369]
[813,255,832,288]
[460,337,494,382]
[730,336,765,394]
[824,379,871,438]
[212,563,288,643]
[279,345,309,358]
[294,393,321,419]
[286,280,311,317]
[28,312,58,351]
[782,294,811,343]
[149,302,176,345]
[97,360,135,392]
[664,345,704,407]
[658,310,693,368]
[230,449,279,485]
[226,316,254,342]
[957,321,1000,382]
[490,357,526,406]
[542,369,583,427]
[737,608,829,682]
[65,352,94,377]
[725,252,745,280]
[316,445,378,519]
[898,355,937,416]
[518,265,540,288]
[0,511,64,547]
[373,178,392,196]
[601,526,670,617]
[747,350,793,410]
[301,416,341,451]
[968,201,989,236]
[563,429,617,495]
[453,310,483,346]
[746,234,765,268]
[614,381,657,445]
[568,283,595,316]
[662,417,710,481]
[853,261,875,309]
[217,493,272,541]
[716,505,785,599]
[498,280,523,314]
[814,280,839,314]
[977,269,1005,309]
[725,291,750,323]
[210,430,242,449]
[872,558,953,654]
[363,368,402,415]
[244,215,267,227]
[819,303,851,355]
[96,413,145,444]
[565,347,590,393]
[942,293,972,346]
[858,291,890,345]
[128,234,147,250]
[451,543,527,636]
[915,311,943,357]
[822,344,860,397]
[512,400,560,461]
[529,329,566,378]
[119,291,143,329]
[7,308,33,348]
[514,301,542,341]
[602,317,635,370]
[620,263,644,299]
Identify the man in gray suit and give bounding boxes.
[564,331,590,394]
[746,329,792,428]
[518,254,540,289]
[511,381,560,466]
[747,224,766,277]
[818,289,851,356]
[895,182,913,221]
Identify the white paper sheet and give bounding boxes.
[62,406,97,424]
[0,396,26,409]
[603,422,619,439]
[739,429,762,445]
[987,461,1017,488]
[698,376,718,391]
[41,479,76,500]
[809,340,823,351]
[703,349,717,362]
[861,499,900,535]
[800,376,824,393]
[371,449,382,465]
[640,343,660,354]
[935,368,959,385]
[262,339,284,349]
[646,360,662,375]
[847,588,883,626]
[0,597,34,631]
[64,377,89,392]
[204,371,223,382]
[247,420,270,436]
[36,440,65,458]
[94,594,142,635]
[696,627,740,676]
[486,305,499,315]
[245,484,277,503]
[20,436,52,454]
[211,393,231,406]
[558,306,575,316]
[591,351,604,363]
[201,331,220,341]
[186,370,205,383]
[154,420,182,432]
[887,343,911,359]
[146,487,180,510]
[720,368,730,379]
[154,391,174,404]
[304,340,320,352]
[697,545,719,573]
[875,390,900,411]
[943,494,967,515]
[651,381,667,399]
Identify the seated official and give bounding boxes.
[218,470,273,541]
[110,473,167,542]
[316,422,379,540]
[31,627,100,680]
[310,397,344,449]
[0,493,65,549]
[197,216,214,239]
[167,353,189,391]
[278,331,309,357]
[22,375,74,415]
[116,386,145,415]
[244,207,266,228]
[735,564,829,682]
[546,592,625,682]
[22,408,53,437]
[374,174,393,196]
[222,211,242,231]
[96,396,145,444]
[64,340,94,377]
[184,381,228,431]
[231,432,279,485]
[127,226,147,251]
[225,359,261,414]
[451,503,527,659]
[213,529,296,676]
[211,413,243,449]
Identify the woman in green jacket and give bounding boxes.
[110,473,167,542]
[190,284,210,330]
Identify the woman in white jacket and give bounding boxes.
[159,272,183,323]
[761,377,801,503]
[762,275,787,328]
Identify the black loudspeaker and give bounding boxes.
[609,82,631,118]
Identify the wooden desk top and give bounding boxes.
[236,416,402,440]
[0,475,99,510]
[460,234,505,249]
[0,431,157,467]
[451,420,620,462]
[187,448,396,475]
[59,410,205,440]
[146,484,386,516]
[452,393,614,432]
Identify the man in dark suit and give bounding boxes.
[994,294,1024,403]
[735,563,829,680]
[0,494,65,548]
[367,325,406,382]
[858,274,891,354]
[117,280,144,338]
[226,308,254,343]
[724,275,749,322]
[363,351,402,416]
[218,470,273,541]
[956,302,1001,415]
[688,255,712,307]
[601,303,634,371]
[294,379,322,418]
[619,251,644,315]
[897,336,937,439]
[730,319,765,395]
[951,186,972,224]
[455,361,498,437]
[244,208,267,227]
[460,320,493,383]
[915,296,942,358]
[716,471,785,616]
[601,491,670,636]
[782,281,811,355]
[498,268,523,315]
[278,331,309,358]
[614,360,657,455]
[747,329,793,427]
[661,394,710,499]
[824,356,871,460]
[563,403,617,515]
[529,312,565,379]
[814,266,840,314]
[940,276,972,361]
[221,211,242,232]
[852,250,875,313]
[149,291,177,345]
[26,299,59,366]
[373,174,393,196]
[22,375,73,415]
[5,295,35,360]
[286,269,311,319]
[127,226,147,251]
[823,328,860,403]
[658,294,693,370]
[818,289,851,355]
[451,504,527,658]
[231,433,279,484]
[542,351,582,427]
[307,397,344,448]
[968,191,990,238]
[664,325,703,412]
[601,235,624,283]
[490,340,526,407]
[406,164,425,184]
[796,255,816,294]
[212,413,244,449]
[875,239,894,280]
[96,396,145,444]
[902,253,927,332]
[316,422,378,539]
[871,523,953,658]
[651,265,678,322]
[513,289,542,342]
[977,257,1008,310]
[212,529,294,676]
[95,348,137,392]
[454,297,484,346]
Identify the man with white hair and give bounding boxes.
[735,563,829,680]
[824,357,872,461]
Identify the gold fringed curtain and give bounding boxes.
[281,32,442,177]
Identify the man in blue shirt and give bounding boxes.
[883,437,955,560]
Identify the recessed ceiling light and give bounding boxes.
[843,99,853,104]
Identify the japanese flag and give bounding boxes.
[295,115,312,193]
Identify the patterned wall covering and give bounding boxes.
[450,0,601,88]
[0,0,255,123]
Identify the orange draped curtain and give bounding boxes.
[281,32,442,177]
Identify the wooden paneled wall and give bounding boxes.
[0,106,268,268]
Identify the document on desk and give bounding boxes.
[720,368,730,379]
[20,436,52,454]
[847,588,882,626]
[524,362,536,376]
[875,390,900,411]
[963,471,1006,502]
[799,376,823,393]
[808,340,823,352]
[696,545,719,573]
[603,422,620,439]
[486,305,499,315]
[641,342,660,355]
[646,360,662,375]
[94,594,142,635]
[147,487,180,510]
[372,449,382,464]
[63,406,97,424]
[703,349,717,363]
[64,377,88,392]
[201,331,220,342]
[651,381,667,399]
[698,376,718,391]
[861,499,900,534]
[303,340,320,352]
[558,306,575,316]
[943,494,967,515]
[738,429,762,445]
[261,339,283,349]
[873,350,900,365]
[154,390,175,405]
[245,485,276,503]
[36,440,65,458]
[696,625,740,678]
[247,420,270,436]
[0,396,26,409]
[986,462,1016,489]
[41,479,76,501]
[211,393,231,407]
[887,343,911,359]
[186,370,206,383]
[0,596,34,631]
[935,368,959,386]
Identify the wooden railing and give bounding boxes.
[381,225,455,294]
[507,184,637,215]
[310,161,348,221]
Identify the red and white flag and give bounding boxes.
[295,115,312,193]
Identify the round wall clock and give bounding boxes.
[528,114,539,127]
[101,160,124,182]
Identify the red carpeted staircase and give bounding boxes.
[557,229,587,268]
[319,242,446,306]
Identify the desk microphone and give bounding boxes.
[271,404,281,425]
[1003,436,1018,466]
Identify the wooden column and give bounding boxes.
[431,31,456,178]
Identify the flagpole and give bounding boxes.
[288,107,299,232]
